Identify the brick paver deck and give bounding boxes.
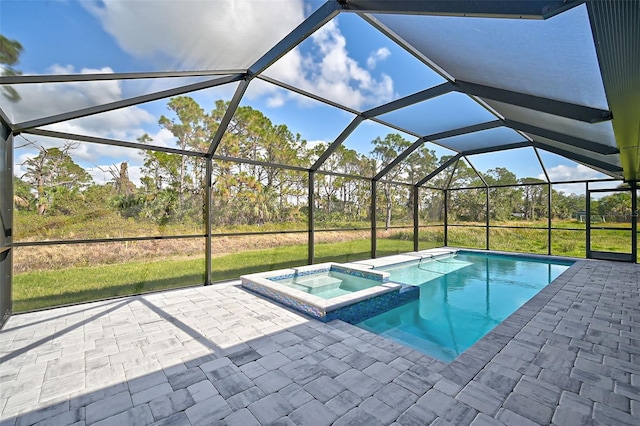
[1,259,639,425]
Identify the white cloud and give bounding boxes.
[87,164,143,187]
[86,167,112,186]
[9,65,156,148]
[10,1,396,183]
[8,62,181,173]
[540,164,609,195]
[83,0,307,71]
[541,163,604,182]
[266,93,286,108]
[45,108,154,140]
[264,20,396,110]
[13,152,36,179]
[367,47,391,69]
[305,139,329,149]
[9,66,124,124]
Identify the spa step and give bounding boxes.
[293,275,343,289]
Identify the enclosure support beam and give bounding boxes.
[375,121,501,182]
[363,83,454,118]
[486,187,490,251]
[505,120,619,155]
[249,0,342,76]
[342,0,584,19]
[547,183,552,256]
[208,79,251,156]
[308,171,315,265]
[1,69,244,85]
[413,186,419,252]
[462,141,532,157]
[586,184,592,258]
[258,75,360,116]
[0,108,11,133]
[416,154,461,187]
[443,190,449,247]
[534,147,550,182]
[312,116,365,171]
[455,81,612,123]
[446,159,460,190]
[371,180,377,258]
[13,74,246,133]
[27,129,208,158]
[374,136,425,181]
[205,158,213,285]
[632,182,637,263]
[532,141,622,176]
[0,122,13,328]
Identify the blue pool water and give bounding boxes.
[356,252,572,362]
[273,271,381,299]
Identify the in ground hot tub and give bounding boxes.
[241,263,418,323]
[273,266,385,299]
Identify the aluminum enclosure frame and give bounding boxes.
[0,121,12,327]
[0,0,637,324]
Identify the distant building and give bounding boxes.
[575,210,605,222]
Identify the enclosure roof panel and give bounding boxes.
[377,92,497,138]
[587,0,640,181]
[261,13,447,112]
[0,0,323,74]
[483,100,618,150]
[436,127,528,153]
[532,136,622,178]
[1,76,225,125]
[1,0,637,184]
[371,4,608,109]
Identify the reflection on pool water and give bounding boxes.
[356,252,572,362]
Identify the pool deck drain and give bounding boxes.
[1,257,639,425]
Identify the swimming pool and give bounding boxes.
[356,252,573,362]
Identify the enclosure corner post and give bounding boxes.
[485,187,490,250]
[0,122,13,328]
[547,183,552,255]
[632,181,637,263]
[443,189,449,247]
[205,157,212,285]
[308,171,315,265]
[413,186,419,252]
[586,182,591,258]
[371,180,377,258]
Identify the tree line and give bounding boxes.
[13,96,628,230]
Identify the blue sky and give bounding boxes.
[2,0,616,193]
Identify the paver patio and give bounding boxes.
[1,258,639,425]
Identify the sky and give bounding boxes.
[1,0,618,194]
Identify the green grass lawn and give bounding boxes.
[13,225,637,312]
[13,238,417,312]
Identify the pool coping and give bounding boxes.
[240,262,404,317]
[434,256,587,381]
[343,248,461,270]
[240,250,463,322]
[329,250,588,379]
[3,253,636,425]
[449,246,580,264]
[344,247,580,364]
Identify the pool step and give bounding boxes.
[292,275,342,289]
